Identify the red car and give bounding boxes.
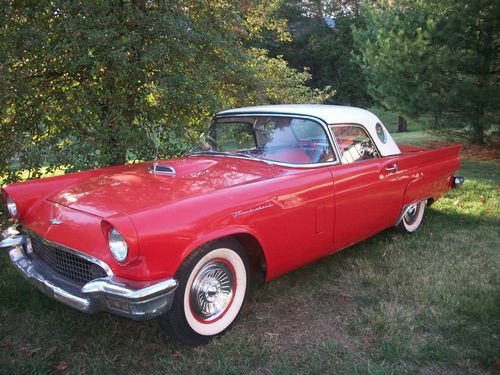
[1,105,464,345]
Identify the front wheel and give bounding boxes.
[158,239,249,345]
[396,200,426,233]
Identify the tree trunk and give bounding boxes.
[398,115,408,132]
[471,119,485,145]
[105,103,128,166]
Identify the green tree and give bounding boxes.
[0,0,331,183]
[258,0,370,106]
[354,0,500,143]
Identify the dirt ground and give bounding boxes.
[425,140,500,162]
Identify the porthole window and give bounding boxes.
[375,123,387,143]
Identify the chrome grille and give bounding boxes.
[29,235,107,286]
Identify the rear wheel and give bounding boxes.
[158,238,248,345]
[396,200,426,233]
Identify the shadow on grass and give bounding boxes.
[459,159,500,185]
[0,186,498,373]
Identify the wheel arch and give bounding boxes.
[180,227,268,281]
[395,196,433,227]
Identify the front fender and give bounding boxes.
[180,225,266,263]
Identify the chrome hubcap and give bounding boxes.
[404,203,419,225]
[190,260,234,321]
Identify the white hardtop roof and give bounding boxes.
[217,104,401,157]
[217,104,380,125]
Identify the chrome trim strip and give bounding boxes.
[82,277,178,301]
[192,113,342,169]
[22,228,114,277]
[188,153,341,169]
[395,196,433,226]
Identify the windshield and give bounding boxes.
[190,115,335,165]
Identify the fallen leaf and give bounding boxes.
[44,345,58,359]
[29,347,42,356]
[55,360,68,372]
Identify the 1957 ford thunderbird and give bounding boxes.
[1,105,464,345]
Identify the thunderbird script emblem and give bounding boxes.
[50,218,62,225]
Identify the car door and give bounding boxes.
[328,124,407,250]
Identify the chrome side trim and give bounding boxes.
[22,228,114,277]
[395,196,433,226]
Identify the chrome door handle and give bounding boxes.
[385,164,398,171]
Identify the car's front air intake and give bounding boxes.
[28,234,108,287]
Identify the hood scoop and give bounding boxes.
[148,162,176,176]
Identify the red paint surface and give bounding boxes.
[2,145,461,282]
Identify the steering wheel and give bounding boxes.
[360,140,378,159]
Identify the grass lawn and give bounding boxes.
[0,128,498,374]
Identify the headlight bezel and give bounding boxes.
[6,195,18,218]
[108,227,128,263]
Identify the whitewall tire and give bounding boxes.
[158,238,249,345]
[396,200,426,233]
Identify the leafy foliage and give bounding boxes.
[0,0,331,183]
[354,0,500,143]
[257,0,371,107]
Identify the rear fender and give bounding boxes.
[402,145,461,206]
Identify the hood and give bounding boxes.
[48,157,281,217]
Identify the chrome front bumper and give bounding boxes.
[1,234,178,321]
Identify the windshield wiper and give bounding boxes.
[228,151,274,165]
[186,150,228,157]
[187,150,274,165]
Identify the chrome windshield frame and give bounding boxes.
[188,113,342,169]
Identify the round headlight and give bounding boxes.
[6,196,18,218]
[108,227,128,262]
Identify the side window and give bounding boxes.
[331,125,379,163]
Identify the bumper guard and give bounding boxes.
[1,233,178,321]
